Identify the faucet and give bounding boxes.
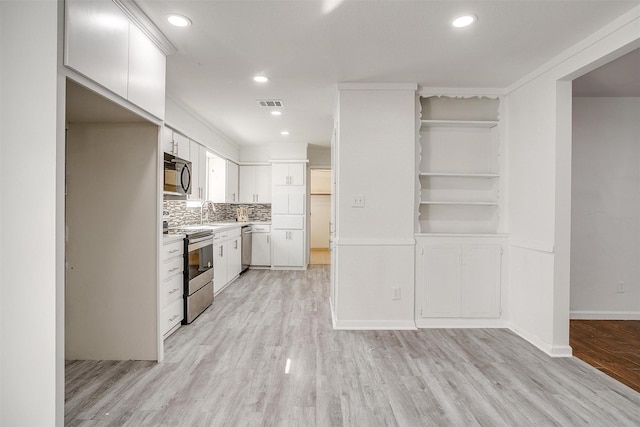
[200,200,215,224]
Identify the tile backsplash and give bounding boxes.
[164,200,271,227]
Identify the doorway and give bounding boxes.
[310,169,331,265]
[569,48,640,391]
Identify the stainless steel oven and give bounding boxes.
[184,230,214,323]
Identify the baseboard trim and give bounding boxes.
[333,319,417,330]
[508,323,573,358]
[415,318,507,328]
[570,310,640,320]
[329,298,337,329]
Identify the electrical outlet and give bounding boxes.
[352,194,365,208]
[392,287,401,300]
[617,282,625,293]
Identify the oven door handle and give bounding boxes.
[188,238,212,251]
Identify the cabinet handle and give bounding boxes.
[169,314,180,322]
[221,245,224,257]
[169,249,180,254]
[256,194,259,202]
[169,288,180,294]
[267,235,270,244]
[234,240,238,249]
[169,266,180,273]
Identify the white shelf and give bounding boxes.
[419,172,499,179]
[420,201,498,206]
[421,120,498,128]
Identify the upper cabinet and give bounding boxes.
[189,140,208,200]
[239,165,271,203]
[272,163,304,186]
[64,0,167,119]
[208,156,239,203]
[226,161,239,203]
[417,96,503,235]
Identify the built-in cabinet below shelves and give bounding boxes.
[417,96,502,235]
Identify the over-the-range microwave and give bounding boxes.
[164,153,192,196]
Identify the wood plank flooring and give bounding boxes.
[570,320,640,393]
[66,267,640,426]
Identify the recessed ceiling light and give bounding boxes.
[280,130,290,136]
[271,111,282,116]
[167,14,191,27]
[452,14,477,28]
[253,75,269,83]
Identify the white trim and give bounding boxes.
[335,238,415,246]
[508,323,573,358]
[511,240,554,254]
[338,82,418,91]
[416,233,510,239]
[418,87,506,98]
[333,320,417,330]
[269,159,310,164]
[270,266,308,271]
[329,298,337,329]
[238,161,271,166]
[416,318,507,328]
[570,310,640,320]
[113,0,177,55]
[507,6,640,93]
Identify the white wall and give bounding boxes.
[308,145,331,167]
[0,1,62,424]
[571,97,640,318]
[334,84,416,328]
[506,5,640,356]
[270,143,308,160]
[165,97,240,162]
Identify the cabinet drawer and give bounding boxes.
[162,298,184,335]
[272,215,304,230]
[228,227,241,238]
[252,224,271,233]
[161,257,183,280]
[160,274,184,307]
[162,240,183,260]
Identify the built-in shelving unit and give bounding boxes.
[417,96,502,235]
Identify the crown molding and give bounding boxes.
[113,0,177,56]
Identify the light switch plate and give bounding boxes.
[352,194,365,208]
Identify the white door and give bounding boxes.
[288,163,305,186]
[271,230,289,266]
[271,192,289,215]
[213,241,227,293]
[288,230,304,267]
[254,165,271,203]
[226,161,239,203]
[461,244,501,318]
[162,126,174,154]
[422,245,461,317]
[272,163,289,186]
[288,193,305,215]
[251,233,271,266]
[228,237,242,278]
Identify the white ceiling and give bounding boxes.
[573,48,640,97]
[136,0,640,147]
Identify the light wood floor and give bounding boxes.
[570,320,640,393]
[66,267,640,426]
[310,248,330,265]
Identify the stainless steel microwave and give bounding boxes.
[164,153,192,196]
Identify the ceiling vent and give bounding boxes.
[257,99,284,107]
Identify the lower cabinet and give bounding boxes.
[251,225,271,266]
[272,229,304,268]
[416,236,504,319]
[161,237,184,338]
[213,228,242,294]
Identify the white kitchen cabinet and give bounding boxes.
[226,161,239,203]
[239,165,271,203]
[188,140,207,200]
[127,23,166,119]
[64,0,167,119]
[162,126,174,154]
[272,192,304,215]
[213,228,242,294]
[272,229,304,268]
[161,237,184,337]
[172,132,190,160]
[416,237,503,319]
[65,0,129,98]
[272,162,305,186]
[251,225,271,266]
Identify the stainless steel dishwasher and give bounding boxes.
[241,225,252,273]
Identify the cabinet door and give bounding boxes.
[188,140,201,200]
[229,237,242,278]
[288,193,305,215]
[226,161,239,203]
[271,230,289,266]
[251,233,271,266]
[209,156,227,203]
[461,245,501,318]
[162,126,174,154]
[254,165,271,203]
[239,165,255,203]
[272,193,289,215]
[288,163,305,186]
[272,163,290,186]
[198,145,208,199]
[173,133,190,160]
[288,230,305,267]
[65,0,129,98]
[213,242,227,293]
[422,245,461,317]
[127,23,166,119]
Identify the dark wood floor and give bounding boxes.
[570,320,640,393]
